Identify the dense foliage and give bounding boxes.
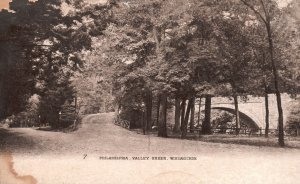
[0,0,299,146]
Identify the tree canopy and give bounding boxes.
[0,0,299,146]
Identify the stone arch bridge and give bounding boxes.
[197,94,295,129]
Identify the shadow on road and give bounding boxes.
[0,128,40,153]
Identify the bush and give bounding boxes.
[287,98,300,126]
[2,113,39,128]
[119,108,143,129]
[211,110,235,128]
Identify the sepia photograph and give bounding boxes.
[0,0,300,183]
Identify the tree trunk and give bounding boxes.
[240,0,284,147]
[146,90,153,131]
[0,42,11,119]
[173,97,181,133]
[114,103,120,116]
[197,97,202,126]
[153,26,160,53]
[155,95,161,126]
[0,81,7,120]
[74,95,77,114]
[181,98,193,138]
[264,92,269,138]
[142,109,146,135]
[158,94,168,137]
[266,22,284,146]
[102,101,106,113]
[234,95,240,135]
[180,98,186,131]
[202,96,212,134]
[189,97,195,133]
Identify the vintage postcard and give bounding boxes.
[0,0,300,184]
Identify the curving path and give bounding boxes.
[0,113,300,184]
[0,112,299,156]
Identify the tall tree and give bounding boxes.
[5,0,113,127]
[239,0,285,146]
[202,96,212,134]
[173,96,181,133]
[158,94,168,137]
[189,97,195,133]
[181,98,193,138]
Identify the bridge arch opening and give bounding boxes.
[211,107,260,129]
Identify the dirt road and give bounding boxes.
[1,113,300,184]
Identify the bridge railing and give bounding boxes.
[114,115,130,129]
[243,128,300,137]
[187,127,300,137]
